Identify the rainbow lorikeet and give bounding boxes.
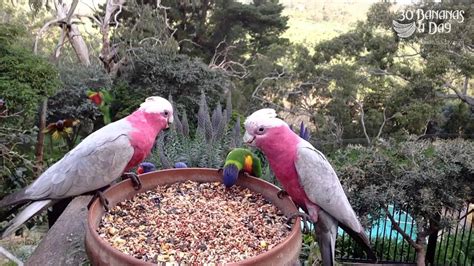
[137,162,157,174]
[222,148,262,187]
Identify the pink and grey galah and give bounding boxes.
[243,109,377,265]
[0,96,173,238]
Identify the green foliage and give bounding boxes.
[435,231,474,265]
[333,138,473,222]
[299,233,320,265]
[160,0,288,60]
[114,47,233,122]
[331,138,473,260]
[47,62,106,132]
[337,235,415,263]
[0,23,59,127]
[0,23,59,196]
[251,1,472,149]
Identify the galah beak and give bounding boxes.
[166,115,174,129]
[137,166,144,175]
[243,131,256,146]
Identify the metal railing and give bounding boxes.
[336,204,473,265]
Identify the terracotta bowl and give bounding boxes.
[85,168,302,265]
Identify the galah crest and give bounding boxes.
[243,108,376,265]
[0,96,173,237]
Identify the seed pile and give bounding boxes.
[97,181,292,264]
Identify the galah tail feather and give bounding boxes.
[0,96,173,238]
[243,108,377,265]
[222,148,262,187]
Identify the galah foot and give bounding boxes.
[88,191,110,212]
[123,172,142,190]
[287,211,313,234]
[277,190,289,199]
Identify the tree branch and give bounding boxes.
[65,0,79,24]
[252,70,288,110]
[53,25,68,60]
[385,207,422,250]
[34,18,61,54]
[442,80,474,107]
[375,108,398,140]
[356,101,371,145]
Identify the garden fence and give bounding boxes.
[336,203,473,265]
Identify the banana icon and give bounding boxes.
[392,20,417,38]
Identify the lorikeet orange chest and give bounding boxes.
[243,155,254,174]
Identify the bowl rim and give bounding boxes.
[86,167,302,265]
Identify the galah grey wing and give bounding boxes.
[294,141,363,233]
[25,121,135,200]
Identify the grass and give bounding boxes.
[280,0,375,46]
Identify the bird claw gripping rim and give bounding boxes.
[277,190,289,199]
[88,190,110,212]
[123,172,142,190]
[287,211,313,234]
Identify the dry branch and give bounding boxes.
[208,41,248,78]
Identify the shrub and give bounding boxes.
[331,138,474,263]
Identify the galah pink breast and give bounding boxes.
[243,108,376,265]
[0,96,173,237]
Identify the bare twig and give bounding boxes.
[375,108,398,140]
[208,41,248,78]
[251,70,288,110]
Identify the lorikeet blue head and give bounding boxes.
[137,162,157,174]
[222,148,262,188]
[223,164,240,187]
[174,162,188,168]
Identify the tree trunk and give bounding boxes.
[34,98,48,176]
[416,247,426,266]
[415,233,428,266]
[99,0,126,77]
[67,24,90,65]
[425,215,441,265]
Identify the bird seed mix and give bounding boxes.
[97,181,292,264]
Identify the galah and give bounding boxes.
[137,162,157,174]
[0,96,173,238]
[222,148,262,187]
[243,109,376,265]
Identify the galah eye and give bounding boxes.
[256,127,265,134]
[164,111,169,116]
